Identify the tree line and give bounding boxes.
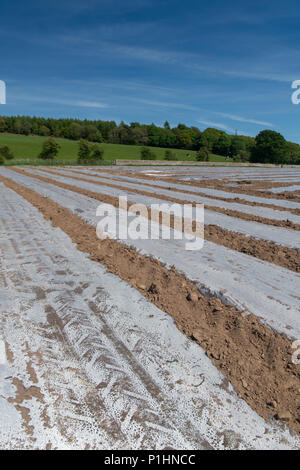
[0,115,241,150]
[195,129,300,164]
[0,137,105,165]
[0,115,299,164]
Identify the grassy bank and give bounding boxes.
[0,133,230,165]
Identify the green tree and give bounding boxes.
[196,134,209,151]
[175,129,193,149]
[237,149,250,162]
[0,145,14,160]
[251,130,287,164]
[78,139,91,164]
[202,128,224,151]
[13,117,22,134]
[131,127,148,145]
[90,144,104,162]
[85,125,102,142]
[69,122,82,140]
[39,138,60,160]
[39,125,51,136]
[20,119,32,135]
[285,142,300,164]
[140,147,156,160]
[77,140,104,164]
[0,116,7,132]
[214,134,231,156]
[229,136,245,157]
[196,148,209,161]
[1,114,299,164]
[164,149,177,161]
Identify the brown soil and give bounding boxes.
[0,173,299,434]
[104,167,300,201]
[11,167,300,273]
[232,180,300,190]
[67,168,300,216]
[42,168,300,231]
[161,176,300,203]
[135,173,300,191]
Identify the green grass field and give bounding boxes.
[0,133,230,165]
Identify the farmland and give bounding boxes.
[0,133,228,165]
[0,164,299,449]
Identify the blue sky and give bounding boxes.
[1,0,300,141]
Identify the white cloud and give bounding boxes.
[73,100,108,108]
[112,44,297,84]
[8,91,108,109]
[197,120,235,133]
[213,112,274,127]
[30,30,297,85]
[133,98,198,111]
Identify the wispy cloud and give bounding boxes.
[197,120,235,133]
[73,100,108,108]
[133,98,198,111]
[23,30,297,85]
[108,44,181,66]
[42,98,108,108]
[222,69,295,83]
[10,91,108,108]
[98,43,295,84]
[213,112,274,127]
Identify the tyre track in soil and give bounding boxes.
[155,175,300,203]
[30,167,300,254]
[3,167,300,337]
[38,167,300,229]
[0,194,124,449]
[65,167,300,214]
[2,184,294,450]
[0,184,213,450]
[86,168,300,211]
[11,167,300,273]
[0,174,300,438]
[96,167,300,202]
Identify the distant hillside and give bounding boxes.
[1,115,299,164]
[0,133,229,165]
[0,115,253,154]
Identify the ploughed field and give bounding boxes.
[0,165,299,450]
